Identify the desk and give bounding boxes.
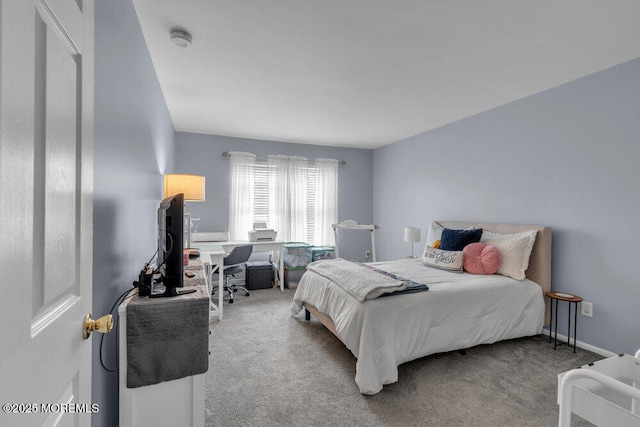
[194,240,284,321]
[192,242,225,321]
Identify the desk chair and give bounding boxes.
[218,244,253,304]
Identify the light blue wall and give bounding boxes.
[93,0,175,425]
[373,58,640,355]
[90,1,638,422]
[176,132,375,262]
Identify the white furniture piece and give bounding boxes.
[195,240,285,321]
[118,269,208,427]
[194,242,225,320]
[558,349,640,427]
[332,221,380,262]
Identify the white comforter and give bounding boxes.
[291,258,545,395]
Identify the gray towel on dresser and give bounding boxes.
[126,266,209,388]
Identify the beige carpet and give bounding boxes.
[205,288,601,426]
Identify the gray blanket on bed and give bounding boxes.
[305,258,408,301]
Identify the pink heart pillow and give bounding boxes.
[463,243,501,275]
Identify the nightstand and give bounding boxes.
[545,291,583,353]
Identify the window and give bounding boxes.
[228,152,338,246]
[253,162,270,224]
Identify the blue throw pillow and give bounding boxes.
[439,228,483,251]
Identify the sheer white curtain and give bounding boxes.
[314,158,339,246]
[268,155,287,241]
[268,155,308,242]
[228,152,256,240]
[288,157,308,242]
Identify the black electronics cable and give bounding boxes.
[146,247,159,266]
[167,232,174,254]
[145,247,160,275]
[100,246,161,372]
[99,287,137,373]
[152,261,165,275]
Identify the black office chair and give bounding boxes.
[217,244,253,304]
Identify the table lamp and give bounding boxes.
[404,226,421,258]
[164,174,205,253]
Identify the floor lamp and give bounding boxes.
[164,174,205,256]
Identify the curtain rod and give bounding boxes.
[222,151,346,165]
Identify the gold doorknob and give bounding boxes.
[83,313,113,340]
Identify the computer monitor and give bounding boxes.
[152,193,195,298]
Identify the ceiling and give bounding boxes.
[132,0,640,149]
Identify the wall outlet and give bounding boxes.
[581,301,593,317]
[365,250,371,260]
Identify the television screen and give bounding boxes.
[152,193,195,298]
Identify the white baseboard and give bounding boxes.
[541,328,616,358]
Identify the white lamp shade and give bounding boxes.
[404,226,421,243]
[164,174,206,201]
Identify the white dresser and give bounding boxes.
[118,264,209,427]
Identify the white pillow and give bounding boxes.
[481,230,537,280]
[423,246,464,272]
[423,222,444,257]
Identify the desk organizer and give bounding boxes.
[558,349,640,426]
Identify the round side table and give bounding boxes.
[545,291,583,353]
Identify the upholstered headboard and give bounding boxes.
[437,221,552,325]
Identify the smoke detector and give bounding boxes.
[170,27,192,48]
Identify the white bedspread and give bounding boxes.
[291,258,545,395]
[305,258,406,301]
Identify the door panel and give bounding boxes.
[0,0,94,426]
[38,3,80,312]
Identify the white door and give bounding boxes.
[0,0,95,426]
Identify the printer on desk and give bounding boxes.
[248,222,277,242]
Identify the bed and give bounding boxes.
[291,221,552,395]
